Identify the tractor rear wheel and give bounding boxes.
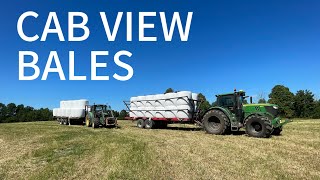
[272,127,282,136]
[245,115,272,138]
[92,118,99,128]
[202,110,230,135]
[137,119,145,128]
[145,119,155,129]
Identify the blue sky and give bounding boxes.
[0,0,319,110]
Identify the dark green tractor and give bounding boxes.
[85,104,117,128]
[202,90,290,138]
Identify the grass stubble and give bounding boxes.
[0,120,319,180]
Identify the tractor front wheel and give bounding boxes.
[202,110,230,135]
[92,118,99,128]
[245,115,272,138]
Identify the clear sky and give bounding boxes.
[0,0,319,110]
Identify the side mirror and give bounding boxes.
[250,96,253,104]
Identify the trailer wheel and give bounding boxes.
[62,119,67,125]
[245,115,272,138]
[145,119,155,129]
[137,119,145,128]
[92,118,99,128]
[59,119,63,125]
[202,110,230,135]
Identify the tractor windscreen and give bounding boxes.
[95,106,103,111]
[217,95,234,107]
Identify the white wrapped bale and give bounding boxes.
[53,108,86,118]
[54,99,88,118]
[53,108,59,117]
[129,91,198,119]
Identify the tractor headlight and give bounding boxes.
[273,106,278,109]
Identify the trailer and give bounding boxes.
[124,91,202,129]
[125,89,290,138]
[53,99,88,125]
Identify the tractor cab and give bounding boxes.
[215,90,280,123]
[216,90,247,121]
[216,90,246,109]
[91,104,113,117]
[85,104,117,128]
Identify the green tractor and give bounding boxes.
[85,104,117,128]
[202,90,290,138]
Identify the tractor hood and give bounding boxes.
[243,103,278,107]
[243,103,279,118]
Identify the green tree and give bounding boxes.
[268,85,294,118]
[6,103,17,117]
[312,101,320,118]
[112,110,119,117]
[119,110,128,120]
[0,103,7,122]
[294,90,315,118]
[198,93,211,113]
[211,101,217,106]
[258,98,267,103]
[164,88,174,94]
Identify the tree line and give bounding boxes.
[267,85,320,118]
[165,85,320,119]
[0,102,129,123]
[0,103,53,123]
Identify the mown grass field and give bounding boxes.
[0,120,320,180]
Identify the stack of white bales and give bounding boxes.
[53,99,89,118]
[129,91,198,119]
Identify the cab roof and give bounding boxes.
[216,90,246,97]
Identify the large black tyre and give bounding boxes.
[145,119,155,129]
[245,115,272,138]
[272,127,282,136]
[137,119,145,128]
[202,110,230,135]
[92,118,100,128]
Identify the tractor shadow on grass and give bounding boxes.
[228,131,246,136]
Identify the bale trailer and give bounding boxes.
[124,90,290,138]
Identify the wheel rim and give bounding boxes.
[249,122,263,133]
[145,120,151,128]
[137,120,142,128]
[208,116,221,130]
[86,117,89,126]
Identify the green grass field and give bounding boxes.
[0,120,320,180]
